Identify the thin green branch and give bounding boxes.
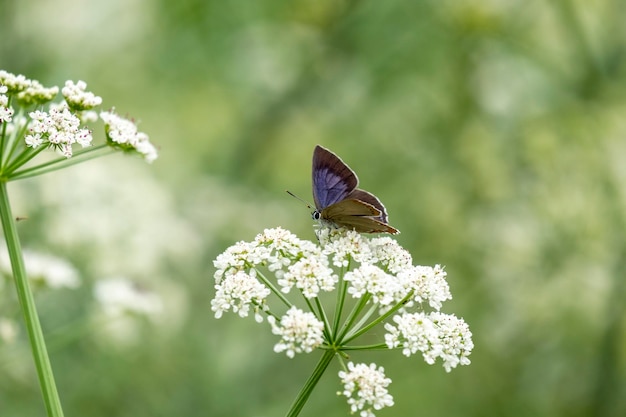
[331,265,347,341]
[0,181,64,417]
[335,293,371,344]
[8,144,112,181]
[341,291,413,345]
[285,350,336,417]
[254,267,293,309]
[4,109,31,168]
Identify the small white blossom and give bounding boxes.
[0,247,80,289]
[100,110,158,162]
[213,227,321,283]
[80,110,99,123]
[211,270,271,322]
[368,236,412,273]
[0,317,18,344]
[267,306,324,358]
[0,70,31,93]
[254,227,319,272]
[277,253,337,298]
[94,278,163,319]
[213,240,256,281]
[338,362,394,417]
[320,229,373,267]
[384,312,473,372]
[398,264,451,311]
[344,264,402,307]
[62,80,102,110]
[17,80,59,105]
[25,105,93,157]
[0,86,14,123]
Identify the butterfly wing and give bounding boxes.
[321,199,400,234]
[312,145,358,211]
[311,145,400,234]
[346,189,390,224]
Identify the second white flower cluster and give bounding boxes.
[212,227,473,371]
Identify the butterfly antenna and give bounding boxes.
[286,190,314,211]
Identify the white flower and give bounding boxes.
[100,110,158,162]
[344,264,402,307]
[0,317,18,344]
[62,80,102,110]
[368,236,412,273]
[211,270,271,322]
[0,247,80,289]
[320,229,373,267]
[0,87,13,123]
[213,240,256,281]
[25,105,93,157]
[17,80,59,105]
[94,277,163,319]
[384,312,473,372]
[338,362,394,417]
[0,70,31,93]
[254,227,319,272]
[267,306,324,358]
[398,264,452,311]
[277,253,337,298]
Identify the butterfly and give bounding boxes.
[310,145,399,234]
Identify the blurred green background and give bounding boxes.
[1,0,626,416]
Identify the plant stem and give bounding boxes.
[285,350,336,417]
[0,181,64,417]
[8,144,112,181]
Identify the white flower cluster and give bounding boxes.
[0,70,30,92]
[320,229,452,312]
[100,111,158,163]
[338,362,394,417]
[94,277,163,319]
[62,80,103,110]
[213,227,473,368]
[1,69,156,166]
[384,312,473,372]
[212,268,271,322]
[0,70,59,105]
[0,317,18,344]
[0,85,13,123]
[26,106,93,157]
[212,228,333,320]
[268,306,325,358]
[0,246,80,289]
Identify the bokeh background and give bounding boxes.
[1,0,626,416]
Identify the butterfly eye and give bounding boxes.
[312,211,321,220]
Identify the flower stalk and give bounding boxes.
[0,181,64,417]
[285,350,336,417]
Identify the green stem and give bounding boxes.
[0,181,64,417]
[340,342,389,351]
[342,291,413,345]
[335,293,371,344]
[331,265,347,340]
[8,144,112,181]
[314,297,332,342]
[285,350,336,417]
[254,268,292,308]
[3,145,46,176]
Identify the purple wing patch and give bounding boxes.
[312,145,358,210]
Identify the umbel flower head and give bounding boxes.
[0,69,157,181]
[212,227,473,417]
